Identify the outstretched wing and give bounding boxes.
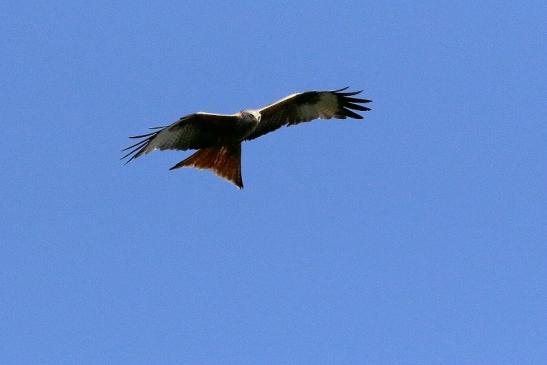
[245,87,371,141]
[122,112,238,163]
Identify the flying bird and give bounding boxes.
[122,87,371,188]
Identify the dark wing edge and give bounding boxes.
[329,87,372,120]
[245,87,372,140]
[121,126,167,164]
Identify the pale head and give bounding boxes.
[240,110,262,123]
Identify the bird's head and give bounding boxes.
[241,110,261,123]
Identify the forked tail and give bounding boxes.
[170,144,243,188]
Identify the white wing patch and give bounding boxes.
[141,125,201,155]
[143,128,179,153]
[297,93,338,120]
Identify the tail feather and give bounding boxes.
[170,144,243,188]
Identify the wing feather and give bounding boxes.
[245,88,371,140]
[122,112,238,164]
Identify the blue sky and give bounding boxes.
[1,1,546,363]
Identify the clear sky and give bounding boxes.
[1,1,546,364]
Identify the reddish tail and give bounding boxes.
[170,144,243,188]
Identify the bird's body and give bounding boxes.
[228,110,262,141]
[123,88,371,188]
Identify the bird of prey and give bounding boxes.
[122,87,371,188]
